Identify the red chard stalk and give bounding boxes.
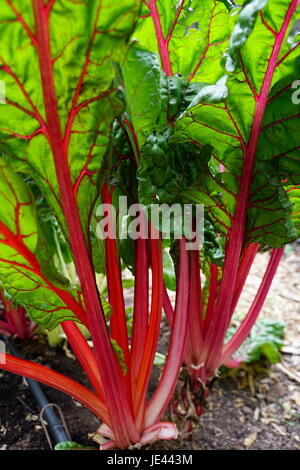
[0,0,299,449]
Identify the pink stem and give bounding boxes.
[184,249,203,363]
[221,247,284,363]
[0,321,16,336]
[6,305,29,340]
[145,238,189,426]
[203,263,219,339]
[184,262,217,375]
[61,321,104,400]
[0,291,30,339]
[228,243,260,322]
[101,184,130,373]
[148,0,172,76]
[133,233,164,429]
[130,225,149,411]
[1,354,109,423]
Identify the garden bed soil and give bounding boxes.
[0,341,299,450]
[0,246,300,450]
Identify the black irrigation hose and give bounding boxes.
[0,334,70,447]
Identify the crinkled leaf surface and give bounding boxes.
[137,129,213,206]
[122,43,230,148]
[0,161,85,329]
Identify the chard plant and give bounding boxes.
[0,0,181,449]
[0,0,299,450]
[119,0,300,410]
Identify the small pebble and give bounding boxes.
[242,406,253,415]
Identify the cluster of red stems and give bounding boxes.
[0,289,33,340]
[0,0,296,450]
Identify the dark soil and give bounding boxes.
[0,339,299,450]
[1,243,300,450]
[149,362,300,450]
[0,340,99,450]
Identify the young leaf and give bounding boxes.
[137,129,213,207]
[227,319,285,364]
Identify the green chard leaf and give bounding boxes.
[174,0,300,248]
[0,161,86,329]
[133,0,234,81]
[0,0,142,334]
[0,0,141,242]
